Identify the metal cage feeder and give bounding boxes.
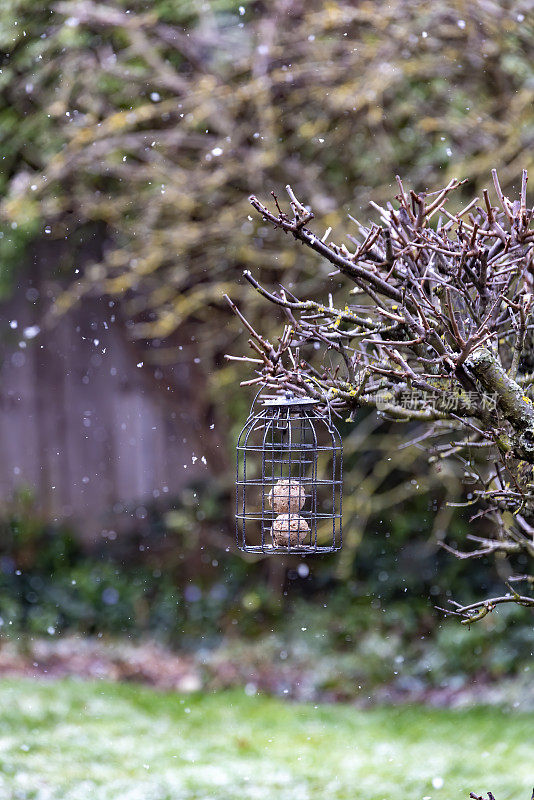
[236,395,342,554]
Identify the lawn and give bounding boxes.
[0,679,531,800]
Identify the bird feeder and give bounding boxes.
[236,394,342,554]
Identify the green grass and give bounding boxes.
[0,680,531,800]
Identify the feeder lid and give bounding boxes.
[261,395,318,407]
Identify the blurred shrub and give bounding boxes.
[1,0,533,398]
[0,488,249,643]
[0,447,524,654]
[283,595,534,691]
[1,488,532,686]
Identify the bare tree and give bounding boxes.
[226,172,534,623]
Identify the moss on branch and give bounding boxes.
[467,348,534,461]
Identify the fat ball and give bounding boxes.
[272,513,310,547]
[268,478,307,513]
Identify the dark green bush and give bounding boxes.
[1,486,532,687]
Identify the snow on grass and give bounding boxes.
[0,679,531,800]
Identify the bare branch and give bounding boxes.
[237,172,534,619]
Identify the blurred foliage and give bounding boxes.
[1,487,532,684]
[1,0,533,396]
[0,488,248,642]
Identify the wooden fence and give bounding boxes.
[0,256,213,541]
